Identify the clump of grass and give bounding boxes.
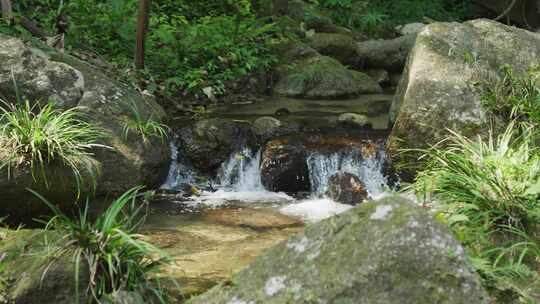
[410,122,540,302]
[483,65,540,125]
[33,187,174,303]
[0,99,106,191]
[122,101,169,143]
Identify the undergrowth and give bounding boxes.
[314,0,473,37]
[2,0,279,103]
[411,122,540,302]
[34,187,174,303]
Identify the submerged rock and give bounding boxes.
[203,208,302,230]
[337,113,371,128]
[326,172,368,205]
[274,55,382,99]
[388,19,540,177]
[188,196,490,304]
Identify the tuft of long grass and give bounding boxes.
[32,187,174,303]
[410,121,540,302]
[0,99,106,192]
[483,65,540,125]
[122,101,169,143]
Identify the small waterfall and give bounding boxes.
[306,150,389,199]
[161,141,205,190]
[217,148,265,192]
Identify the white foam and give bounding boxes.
[279,198,352,223]
[188,190,294,208]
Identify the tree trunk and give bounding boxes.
[274,0,288,16]
[1,0,12,23]
[135,0,151,70]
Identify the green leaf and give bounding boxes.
[448,214,470,225]
[524,179,540,196]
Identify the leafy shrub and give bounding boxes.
[0,99,105,190]
[3,0,278,102]
[411,122,540,302]
[146,15,278,98]
[34,187,173,303]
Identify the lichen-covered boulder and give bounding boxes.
[0,35,170,220]
[308,33,360,66]
[188,196,490,304]
[326,172,368,205]
[388,19,540,177]
[177,118,253,173]
[0,34,83,109]
[274,56,382,99]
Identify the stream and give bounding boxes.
[143,138,393,299]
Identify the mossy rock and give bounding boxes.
[308,33,360,67]
[0,228,89,304]
[274,55,382,99]
[188,196,490,304]
[273,40,319,63]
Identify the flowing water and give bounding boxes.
[145,141,392,300]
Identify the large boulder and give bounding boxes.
[177,118,253,173]
[0,35,170,220]
[326,172,368,205]
[308,33,360,66]
[274,55,382,99]
[188,196,490,304]
[388,19,540,177]
[0,35,83,109]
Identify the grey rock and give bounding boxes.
[388,19,540,176]
[356,34,417,71]
[395,22,426,36]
